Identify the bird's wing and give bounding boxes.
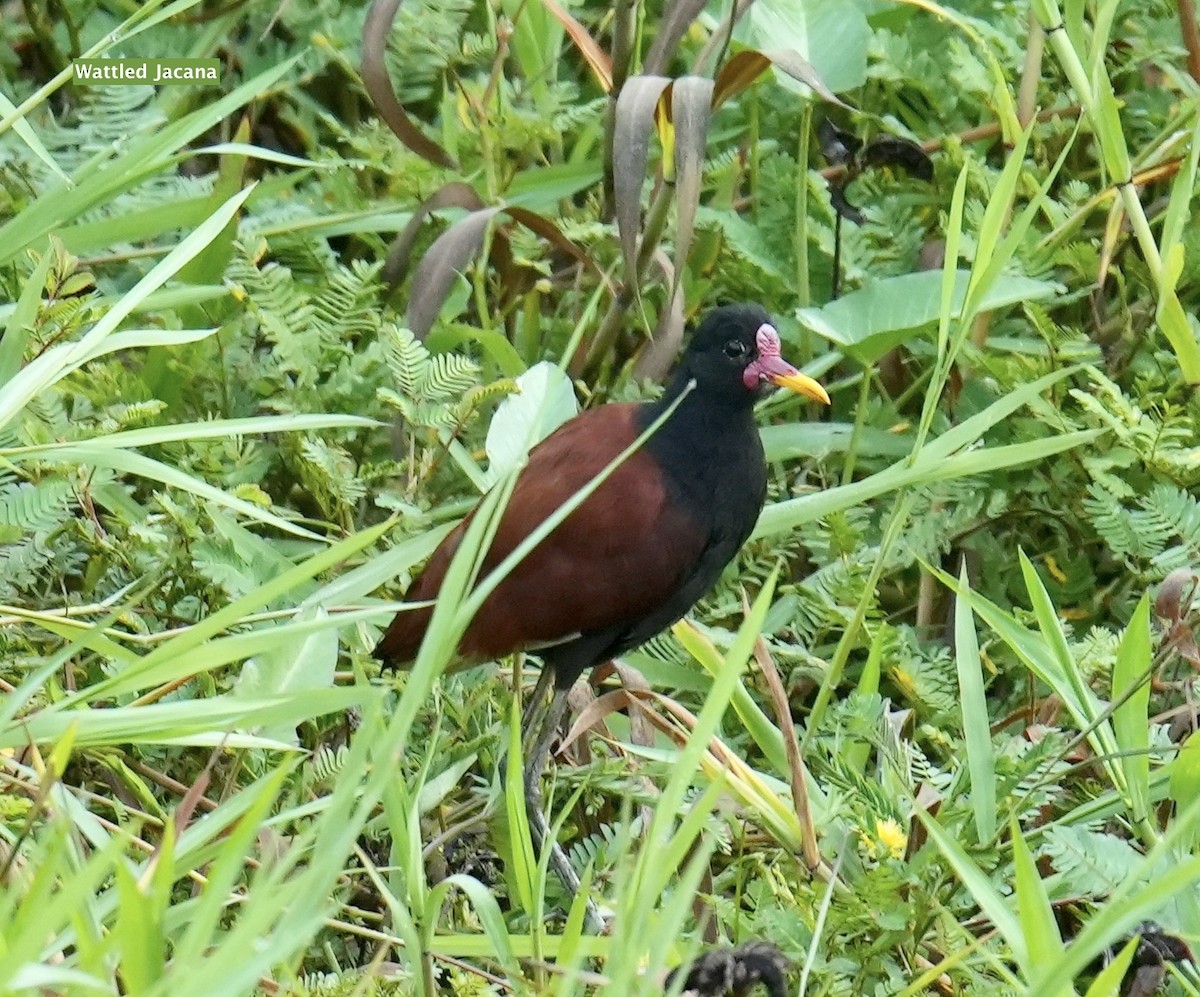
[374,403,709,664]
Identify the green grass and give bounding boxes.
[2,0,1200,993]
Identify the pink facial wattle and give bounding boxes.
[742,324,801,389]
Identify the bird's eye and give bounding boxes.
[723,339,749,359]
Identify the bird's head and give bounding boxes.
[681,304,831,406]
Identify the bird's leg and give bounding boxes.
[522,684,605,933]
[523,684,568,802]
[521,661,554,732]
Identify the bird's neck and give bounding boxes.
[639,374,763,491]
[650,372,758,436]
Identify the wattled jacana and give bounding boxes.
[374,304,829,914]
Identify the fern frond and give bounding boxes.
[384,0,475,102]
[424,352,481,401]
[298,437,367,516]
[1083,483,1150,559]
[0,479,75,532]
[95,400,169,434]
[311,260,384,344]
[996,730,1071,820]
[383,326,430,397]
[0,535,50,598]
[462,379,519,409]
[42,84,163,173]
[1040,825,1143,899]
[308,744,351,785]
[1144,485,1200,575]
[25,391,72,438]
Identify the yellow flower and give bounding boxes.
[875,818,907,860]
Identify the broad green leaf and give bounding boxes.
[757,429,1101,538]
[0,241,55,385]
[1029,796,1200,994]
[42,445,319,540]
[935,567,1087,728]
[233,609,339,744]
[0,87,70,183]
[917,811,1024,966]
[966,124,1033,311]
[500,0,563,99]
[177,118,251,286]
[641,570,779,886]
[1155,292,1200,384]
[170,765,292,969]
[797,270,1061,364]
[761,421,913,461]
[107,607,387,692]
[954,567,996,844]
[425,875,522,978]
[1160,114,1200,263]
[1112,595,1152,821]
[1020,550,1119,763]
[0,186,253,433]
[7,966,108,992]
[4,414,380,457]
[1011,818,1064,985]
[672,620,790,776]
[56,195,218,254]
[66,519,392,702]
[484,360,578,484]
[732,0,871,93]
[0,59,296,268]
[1170,732,1200,848]
[300,523,452,610]
[4,689,369,749]
[503,697,536,915]
[506,161,603,209]
[114,864,164,994]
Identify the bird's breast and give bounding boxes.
[642,410,768,539]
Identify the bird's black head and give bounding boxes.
[676,303,830,407]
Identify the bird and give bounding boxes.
[374,303,829,919]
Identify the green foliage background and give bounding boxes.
[1,0,1200,994]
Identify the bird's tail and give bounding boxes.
[372,604,433,666]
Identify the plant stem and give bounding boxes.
[840,368,872,487]
[972,9,1044,351]
[1178,0,1200,84]
[795,104,812,315]
[582,180,674,375]
[1017,14,1045,129]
